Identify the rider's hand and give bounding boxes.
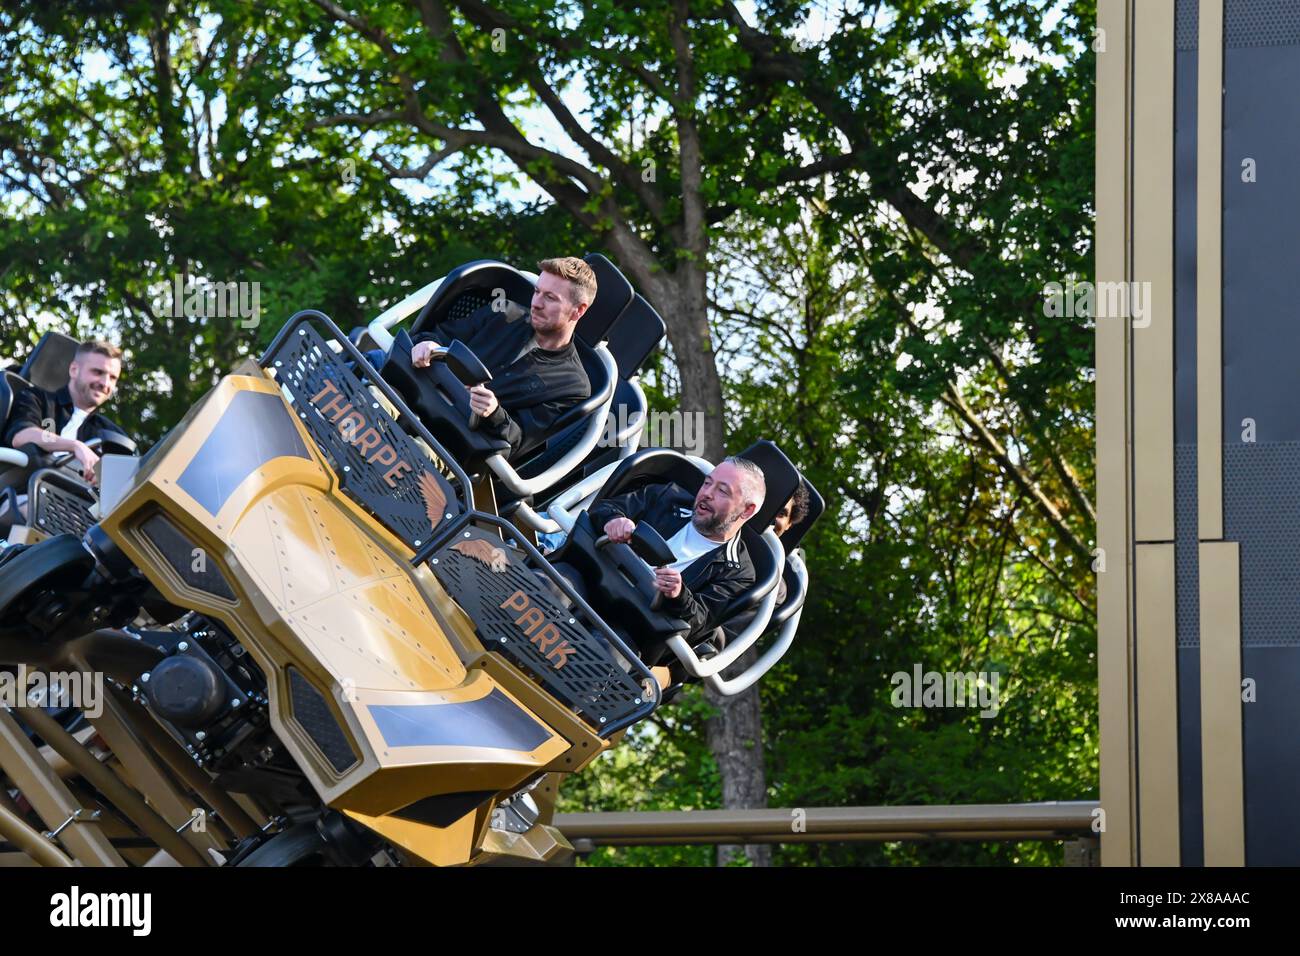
[411,340,440,368]
[468,384,499,418]
[72,441,99,484]
[653,566,683,600]
[604,517,635,543]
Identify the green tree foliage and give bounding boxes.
[0,1,584,440]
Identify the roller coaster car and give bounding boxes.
[0,260,814,867]
[0,310,667,868]
[0,332,138,547]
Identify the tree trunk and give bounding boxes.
[625,252,771,867]
[706,647,771,866]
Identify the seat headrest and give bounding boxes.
[20,332,81,393]
[596,447,711,503]
[731,439,801,531]
[576,253,634,347]
[605,294,666,379]
[410,260,535,338]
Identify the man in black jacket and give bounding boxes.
[408,257,596,461]
[5,339,127,484]
[586,457,766,645]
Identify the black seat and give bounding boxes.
[543,334,615,439]
[587,447,707,504]
[4,331,78,466]
[727,472,824,636]
[782,476,824,551]
[575,253,633,346]
[1,369,37,497]
[606,295,666,380]
[0,373,15,445]
[712,440,799,622]
[563,295,665,480]
[19,331,79,393]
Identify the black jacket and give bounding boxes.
[4,385,125,448]
[587,481,756,641]
[413,302,590,460]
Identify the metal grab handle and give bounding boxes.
[545,460,622,535]
[482,344,619,498]
[704,605,804,696]
[508,500,561,534]
[663,534,797,691]
[0,448,30,469]
[366,275,448,353]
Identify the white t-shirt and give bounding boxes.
[664,521,728,573]
[60,408,89,440]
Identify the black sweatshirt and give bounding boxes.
[413,302,590,460]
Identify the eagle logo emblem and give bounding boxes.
[418,470,447,532]
[452,538,510,573]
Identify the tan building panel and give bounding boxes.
[1196,0,1225,540]
[1095,0,1136,867]
[1134,543,1180,865]
[1198,540,1244,865]
[1132,0,1176,543]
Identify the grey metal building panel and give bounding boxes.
[1175,448,1201,650]
[1177,0,1199,51]
[1175,448,1205,865]
[1173,22,1204,865]
[1221,46,1300,444]
[1225,0,1300,48]
[1177,645,1205,865]
[1241,646,1300,863]
[1223,444,1300,648]
[1219,14,1300,864]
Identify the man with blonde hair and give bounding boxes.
[408,256,596,459]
